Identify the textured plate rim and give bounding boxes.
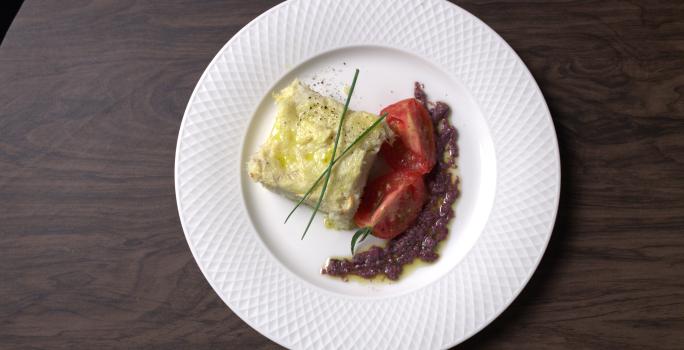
[449,1,561,345]
[175,0,561,348]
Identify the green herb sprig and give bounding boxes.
[351,226,373,254]
[284,112,387,224]
[300,69,360,240]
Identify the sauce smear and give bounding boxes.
[322,83,460,281]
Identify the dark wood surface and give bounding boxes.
[1,0,683,349]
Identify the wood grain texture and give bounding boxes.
[0,0,682,349]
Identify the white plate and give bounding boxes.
[175,0,560,349]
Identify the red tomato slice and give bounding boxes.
[354,170,427,239]
[380,98,436,174]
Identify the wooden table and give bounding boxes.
[1,1,682,348]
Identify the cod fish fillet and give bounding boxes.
[248,79,390,229]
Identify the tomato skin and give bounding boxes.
[353,99,435,240]
[379,140,425,175]
[354,170,427,239]
[380,98,436,174]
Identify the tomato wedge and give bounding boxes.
[380,98,436,174]
[354,170,427,239]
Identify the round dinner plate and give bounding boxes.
[175,0,560,349]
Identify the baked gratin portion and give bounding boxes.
[248,79,390,229]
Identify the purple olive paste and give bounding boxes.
[322,82,460,281]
